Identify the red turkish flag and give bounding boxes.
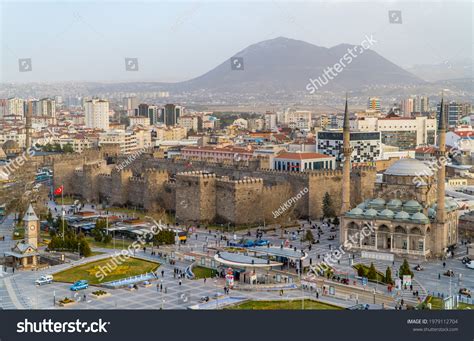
[53,185,63,195]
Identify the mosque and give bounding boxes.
[340,98,458,258]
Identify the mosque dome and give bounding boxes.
[368,198,386,208]
[364,209,378,218]
[384,158,433,177]
[404,200,422,209]
[2,140,19,151]
[394,211,410,220]
[387,199,402,208]
[347,207,363,216]
[378,209,394,218]
[411,212,429,223]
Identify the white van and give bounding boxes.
[35,275,53,286]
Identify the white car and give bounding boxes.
[466,261,474,269]
[35,275,53,286]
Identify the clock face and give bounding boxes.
[29,225,35,231]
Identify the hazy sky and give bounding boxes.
[1,0,472,83]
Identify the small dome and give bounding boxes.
[378,209,394,218]
[347,207,363,216]
[394,211,410,220]
[385,158,434,177]
[356,200,370,209]
[427,208,436,218]
[2,140,19,150]
[364,209,378,217]
[369,198,386,207]
[411,212,429,223]
[404,200,422,208]
[387,199,402,207]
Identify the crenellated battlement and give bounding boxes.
[177,171,216,179]
[217,177,264,185]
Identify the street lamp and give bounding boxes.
[214,276,219,310]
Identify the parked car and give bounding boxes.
[459,288,471,298]
[35,275,53,286]
[462,257,472,264]
[466,261,474,270]
[254,239,269,246]
[70,280,89,291]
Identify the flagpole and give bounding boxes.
[61,184,64,241]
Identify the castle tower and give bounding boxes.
[23,204,39,249]
[435,96,447,223]
[341,95,352,213]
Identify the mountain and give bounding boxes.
[175,37,423,93]
[406,59,473,82]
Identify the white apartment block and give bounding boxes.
[99,130,142,155]
[7,98,24,117]
[264,112,278,131]
[288,111,312,130]
[350,116,436,150]
[179,115,201,132]
[85,99,109,131]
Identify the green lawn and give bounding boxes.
[191,266,218,279]
[353,264,385,283]
[53,257,160,285]
[227,299,343,310]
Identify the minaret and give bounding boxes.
[341,94,352,213]
[25,109,32,150]
[435,96,447,223]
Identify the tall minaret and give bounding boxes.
[435,96,447,223]
[25,109,32,150]
[341,94,352,213]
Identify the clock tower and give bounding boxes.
[23,204,39,249]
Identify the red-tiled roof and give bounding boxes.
[454,131,474,138]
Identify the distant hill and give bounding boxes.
[176,37,423,93]
[53,37,426,96]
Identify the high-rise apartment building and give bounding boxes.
[39,98,56,117]
[437,101,472,127]
[264,112,278,131]
[7,97,24,116]
[401,98,414,117]
[288,110,312,130]
[85,99,110,131]
[123,96,139,116]
[367,97,381,111]
[164,104,183,126]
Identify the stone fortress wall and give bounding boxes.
[52,153,376,226]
